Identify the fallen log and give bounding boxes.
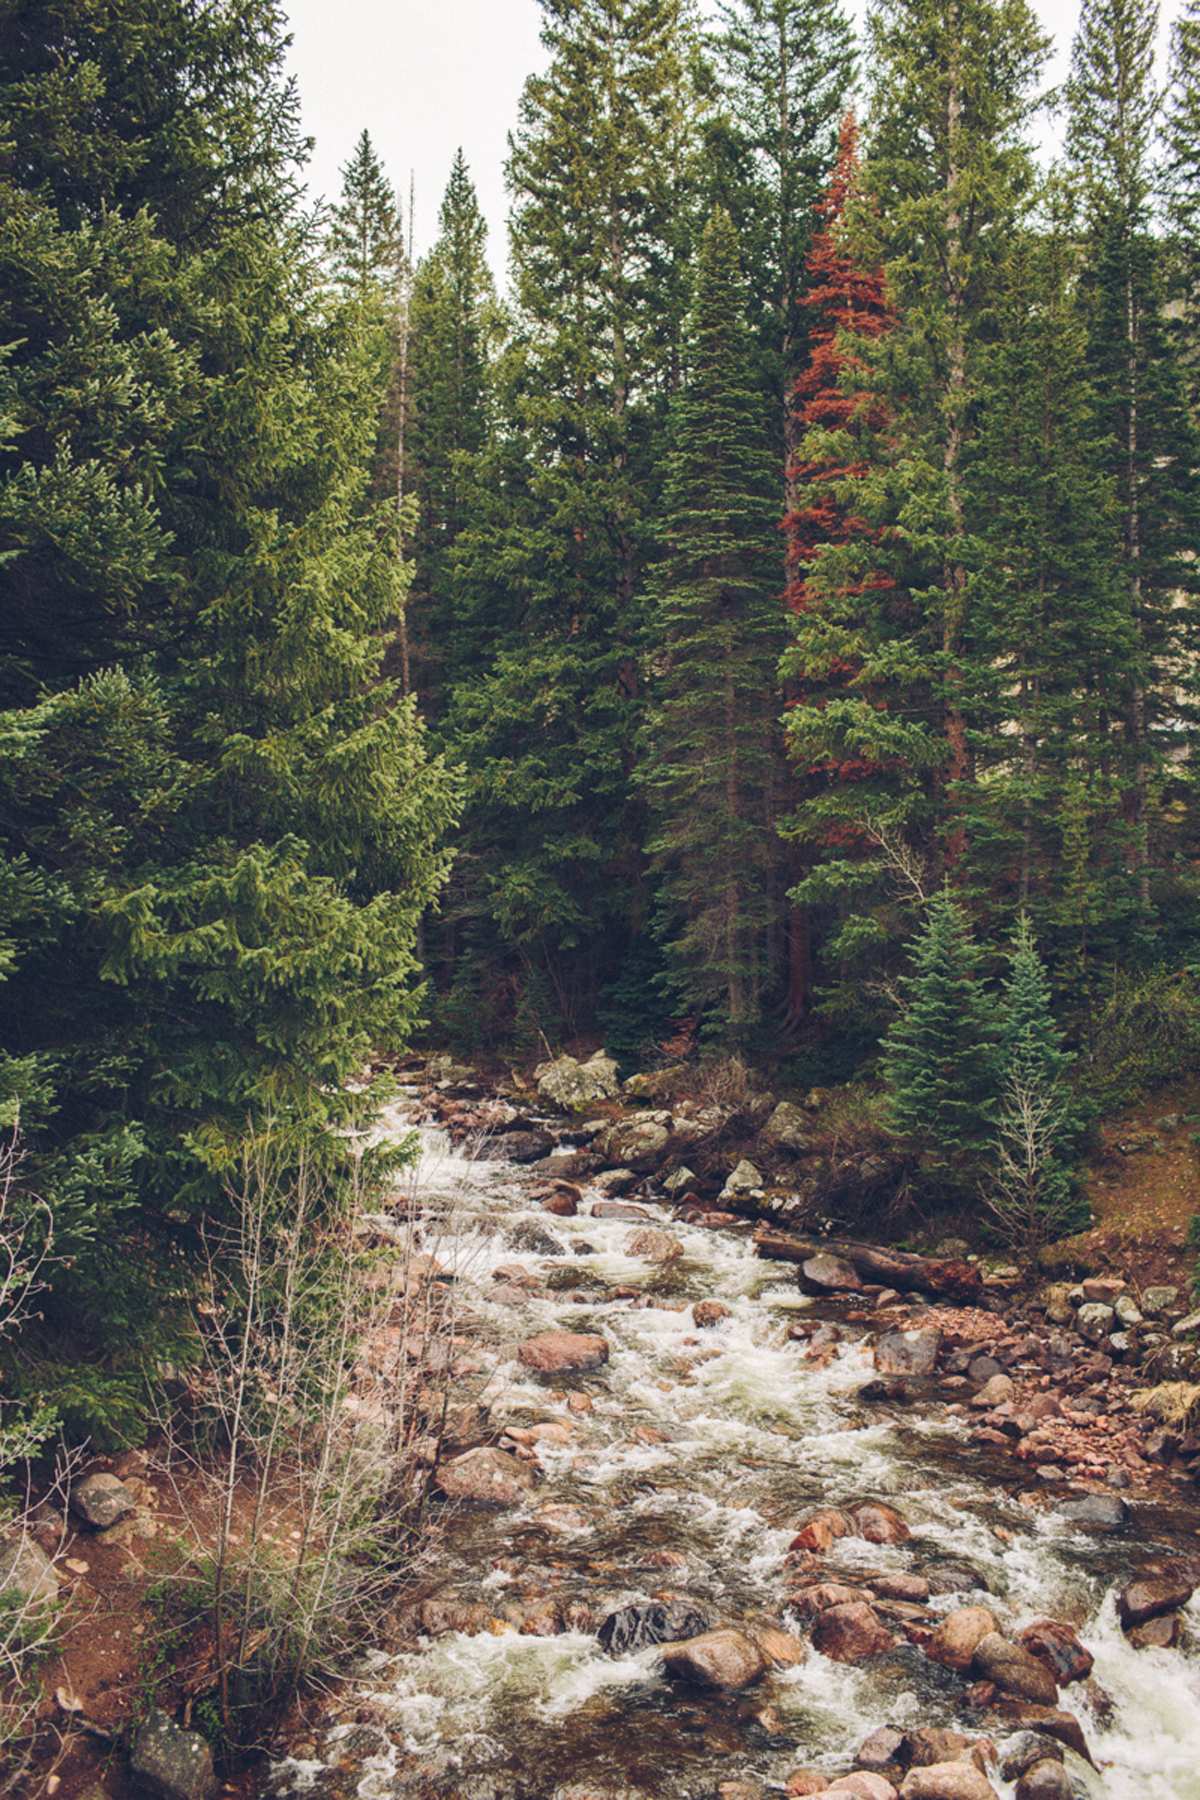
[752,1225,982,1304]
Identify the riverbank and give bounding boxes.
[9,1053,1200,1800]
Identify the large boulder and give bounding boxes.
[764,1102,813,1153]
[1054,1493,1128,1528]
[721,1159,763,1199]
[535,1052,621,1107]
[70,1471,137,1529]
[971,1633,1058,1705]
[875,1329,941,1376]
[598,1599,709,1655]
[925,1607,999,1672]
[800,1254,863,1294]
[131,1709,216,1800]
[624,1227,684,1262]
[435,1447,539,1508]
[1115,1574,1195,1630]
[811,1602,896,1663]
[518,1331,610,1373]
[598,1117,671,1173]
[661,1627,768,1689]
[1017,1619,1093,1685]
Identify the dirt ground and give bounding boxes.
[8,1080,1200,1800]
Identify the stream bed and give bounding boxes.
[269,1113,1200,1800]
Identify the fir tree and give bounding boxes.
[638,208,786,1033]
[879,890,999,1172]
[326,129,402,306]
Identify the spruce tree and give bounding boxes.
[1068,0,1200,912]
[880,890,999,1172]
[638,208,785,1034]
[0,0,460,1438]
[326,130,402,306]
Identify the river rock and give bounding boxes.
[1003,1710,1092,1767]
[721,1160,763,1198]
[868,1573,930,1602]
[996,1733,1064,1781]
[490,1128,558,1163]
[826,1775,898,1800]
[904,1731,989,1771]
[624,1226,683,1262]
[599,1118,671,1173]
[788,1582,873,1616]
[1054,1493,1128,1528]
[591,1198,651,1219]
[131,1708,216,1800]
[765,1102,814,1153]
[857,1726,907,1771]
[753,1624,803,1666]
[661,1627,768,1689]
[420,1593,493,1636]
[0,1535,57,1604]
[874,1328,941,1376]
[845,1500,909,1544]
[899,1766,998,1800]
[789,1508,852,1551]
[924,1567,989,1596]
[69,1472,137,1529]
[535,1052,621,1106]
[811,1602,896,1662]
[598,1598,709,1654]
[436,1447,539,1507]
[970,1374,1014,1408]
[518,1331,610,1373]
[1142,1286,1179,1317]
[925,1607,998,1671]
[971,1634,1058,1704]
[1013,1762,1073,1800]
[1115,1573,1194,1628]
[543,1186,581,1216]
[507,1217,566,1255]
[1075,1303,1115,1343]
[1017,1620,1093,1685]
[800,1254,863,1294]
[1128,1611,1184,1648]
[694,1300,731,1328]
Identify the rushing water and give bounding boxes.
[271,1111,1200,1800]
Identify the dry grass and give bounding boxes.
[1130,1382,1200,1431]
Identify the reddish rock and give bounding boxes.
[925,1606,999,1672]
[1081,1277,1125,1304]
[1129,1611,1184,1649]
[801,1253,863,1293]
[542,1187,580,1216]
[856,1726,906,1771]
[590,1200,652,1220]
[1018,1619,1093,1686]
[972,1633,1058,1705]
[875,1328,942,1376]
[867,1573,930,1602]
[1115,1575,1194,1630]
[899,1765,999,1800]
[436,1447,539,1508]
[811,1601,896,1663]
[826,1775,898,1800]
[789,1508,853,1552]
[517,1331,609,1373]
[1003,1710,1093,1767]
[970,1375,1015,1409]
[694,1299,732,1328]
[789,1582,873,1617]
[846,1499,909,1544]
[786,1773,831,1796]
[661,1627,768,1689]
[752,1624,804,1667]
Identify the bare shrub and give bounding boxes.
[984,1071,1079,1258]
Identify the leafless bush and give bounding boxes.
[152,1129,465,1748]
[984,1071,1078,1258]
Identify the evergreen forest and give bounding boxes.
[4,0,1200,1440]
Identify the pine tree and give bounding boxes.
[862,0,1051,862]
[1165,0,1200,390]
[1068,0,1200,911]
[708,0,857,493]
[638,208,786,1033]
[326,130,402,306]
[879,890,999,1172]
[406,151,498,710]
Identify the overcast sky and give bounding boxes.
[281,0,1181,286]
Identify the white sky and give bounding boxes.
[281,0,1182,286]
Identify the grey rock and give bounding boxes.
[598,1598,709,1655]
[1142,1286,1179,1317]
[874,1327,941,1376]
[1055,1493,1129,1528]
[535,1052,621,1107]
[0,1535,58,1605]
[70,1472,137,1529]
[720,1159,763,1198]
[997,1734,1065,1782]
[598,1118,671,1173]
[1171,1309,1200,1338]
[623,1226,683,1262]
[436,1447,539,1507]
[131,1708,216,1800]
[1113,1294,1143,1327]
[764,1102,813,1153]
[506,1217,565,1256]
[1074,1303,1115,1343]
[800,1253,863,1293]
[663,1166,697,1196]
[1014,1762,1074,1800]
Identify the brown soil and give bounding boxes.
[1062,1075,1200,1291]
